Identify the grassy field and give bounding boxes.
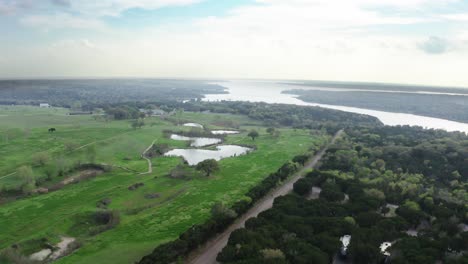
[0,106,326,264]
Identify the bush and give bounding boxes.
[293,178,313,196]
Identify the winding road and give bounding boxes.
[187,129,344,264]
[140,140,156,175]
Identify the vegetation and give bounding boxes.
[0,105,325,264]
[139,160,303,264]
[196,159,219,176]
[218,124,468,264]
[248,130,259,141]
[0,79,225,108]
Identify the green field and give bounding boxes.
[0,106,326,263]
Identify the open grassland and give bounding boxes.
[0,106,326,264]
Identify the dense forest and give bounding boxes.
[0,79,225,107]
[218,126,468,264]
[285,89,468,123]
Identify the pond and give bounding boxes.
[211,130,240,135]
[164,145,252,165]
[183,123,204,129]
[170,134,222,147]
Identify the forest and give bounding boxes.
[217,125,468,264]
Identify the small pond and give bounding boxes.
[183,123,204,129]
[170,134,222,147]
[164,145,252,165]
[211,130,240,135]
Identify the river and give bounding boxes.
[203,80,468,134]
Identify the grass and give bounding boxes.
[0,106,326,264]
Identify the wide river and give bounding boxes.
[204,80,468,134]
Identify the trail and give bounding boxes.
[140,140,156,175]
[0,171,17,180]
[187,129,344,264]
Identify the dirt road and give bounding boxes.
[187,129,344,264]
[139,140,156,175]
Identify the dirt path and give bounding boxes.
[140,140,156,175]
[0,171,17,180]
[187,129,344,264]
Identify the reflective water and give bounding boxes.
[170,134,221,147]
[183,123,204,129]
[204,80,468,133]
[164,145,252,165]
[211,130,240,135]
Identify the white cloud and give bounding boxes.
[3,0,468,86]
[441,13,468,21]
[59,0,204,16]
[20,13,105,30]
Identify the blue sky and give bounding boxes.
[1,0,468,86]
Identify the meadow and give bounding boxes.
[0,106,326,263]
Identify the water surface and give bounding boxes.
[211,130,240,135]
[204,80,468,133]
[170,134,221,147]
[164,145,252,165]
[183,123,204,129]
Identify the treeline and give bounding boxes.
[218,169,468,264]
[168,101,382,133]
[322,125,468,204]
[0,79,225,107]
[138,155,310,264]
[91,100,382,133]
[286,88,468,123]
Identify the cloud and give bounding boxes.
[52,39,97,49]
[441,13,468,21]
[418,36,450,54]
[57,0,204,16]
[51,0,71,7]
[20,13,105,30]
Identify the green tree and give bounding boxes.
[17,166,35,194]
[196,159,219,176]
[32,152,50,166]
[293,154,309,166]
[211,202,237,220]
[248,130,259,141]
[266,127,275,136]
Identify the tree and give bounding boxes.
[131,120,138,129]
[261,249,285,260]
[293,154,309,166]
[44,165,57,181]
[32,152,50,166]
[344,216,356,226]
[196,159,219,176]
[381,206,390,216]
[248,130,259,141]
[293,178,313,196]
[266,127,275,136]
[211,202,237,220]
[132,118,145,129]
[17,166,35,194]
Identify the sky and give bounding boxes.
[1,0,468,87]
